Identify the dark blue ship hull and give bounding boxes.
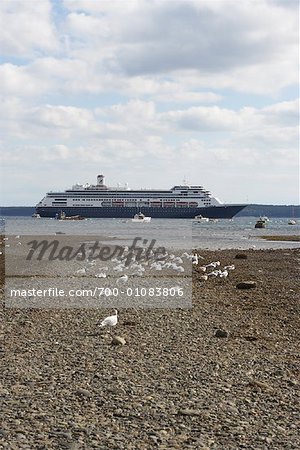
[36,205,246,219]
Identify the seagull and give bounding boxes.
[224,264,235,271]
[97,309,118,328]
[192,255,199,265]
[76,267,86,275]
[219,270,229,278]
[132,269,144,276]
[150,262,162,271]
[117,274,128,284]
[181,252,193,260]
[205,261,220,269]
[173,265,184,273]
[199,275,208,281]
[173,257,183,264]
[87,260,96,267]
[207,270,220,277]
[95,272,107,278]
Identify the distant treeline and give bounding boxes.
[1,205,299,218]
[236,204,300,218]
[1,207,35,216]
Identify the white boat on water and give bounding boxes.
[255,217,267,228]
[132,212,151,223]
[288,219,297,225]
[32,213,41,218]
[193,214,209,223]
[260,216,270,222]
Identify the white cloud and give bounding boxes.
[0,0,59,57]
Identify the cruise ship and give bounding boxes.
[35,174,246,219]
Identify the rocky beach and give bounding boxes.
[0,238,299,449]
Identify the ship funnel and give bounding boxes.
[97,174,105,186]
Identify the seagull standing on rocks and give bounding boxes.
[117,274,128,284]
[207,270,220,277]
[199,275,208,281]
[95,272,107,278]
[219,270,229,278]
[224,265,235,271]
[205,261,220,269]
[192,254,199,265]
[97,310,118,329]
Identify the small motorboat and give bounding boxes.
[55,211,85,221]
[255,217,267,228]
[193,215,209,223]
[288,219,297,225]
[260,216,270,222]
[32,213,41,218]
[132,212,151,223]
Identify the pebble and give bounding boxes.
[214,329,229,338]
[75,388,92,397]
[248,380,273,391]
[111,336,126,345]
[235,254,248,259]
[178,408,201,416]
[236,281,257,289]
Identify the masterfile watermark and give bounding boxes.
[26,237,166,266]
[4,231,192,309]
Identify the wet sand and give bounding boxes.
[0,238,299,449]
[257,235,300,242]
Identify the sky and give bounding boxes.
[0,0,299,206]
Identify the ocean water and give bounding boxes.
[1,216,299,250]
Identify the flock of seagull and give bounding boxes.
[0,238,236,285]
[192,255,235,281]
[72,247,236,286]
[74,247,192,282]
[95,252,236,329]
[1,238,236,330]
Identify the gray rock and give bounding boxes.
[75,388,91,397]
[236,281,257,289]
[0,429,9,437]
[214,329,229,338]
[235,254,248,259]
[111,336,126,345]
[178,408,201,416]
